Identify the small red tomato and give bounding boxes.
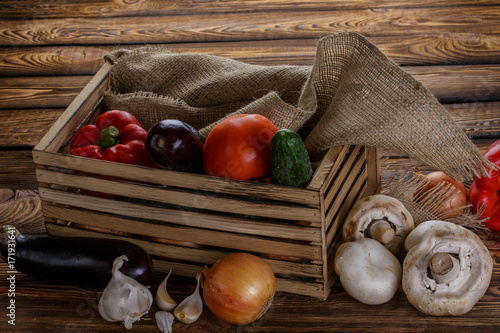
[203,114,278,181]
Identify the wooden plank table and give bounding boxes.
[1,1,500,332]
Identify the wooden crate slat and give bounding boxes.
[324,157,367,229]
[152,260,202,281]
[45,223,325,298]
[307,145,349,190]
[365,146,381,193]
[45,223,324,278]
[33,151,320,206]
[154,259,326,299]
[43,205,323,260]
[326,232,344,290]
[326,170,370,248]
[275,277,326,299]
[324,146,365,212]
[36,168,322,222]
[316,145,355,196]
[39,188,322,242]
[315,147,373,296]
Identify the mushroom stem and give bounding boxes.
[367,219,395,244]
[429,252,460,284]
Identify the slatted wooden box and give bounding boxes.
[32,61,381,300]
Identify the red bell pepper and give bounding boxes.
[469,139,500,232]
[70,110,155,167]
[70,110,156,197]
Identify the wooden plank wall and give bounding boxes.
[1,0,499,189]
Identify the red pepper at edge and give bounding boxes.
[70,110,156,197]
[469,139,500,232]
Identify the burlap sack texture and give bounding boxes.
[381,170,487,229]
[103,32,493,182]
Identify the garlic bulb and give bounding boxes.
[98,255,153,329]
[156,269,177,311]
[173,273,203,324]
[155,311,175,333]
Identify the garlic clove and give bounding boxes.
[156,269,177,311]
[155,311,175,333]
[98,255,153,329]
[173,273,203,324]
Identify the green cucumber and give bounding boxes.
[270,129,313,187]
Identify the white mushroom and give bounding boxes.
[402,222,493,316]
[334,238,402,305]
[404,220,464,252]
[343,194,414,254]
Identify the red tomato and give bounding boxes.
[203,114,278,181]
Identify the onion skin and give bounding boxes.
[201,253,276,325]
[414,170,468,220]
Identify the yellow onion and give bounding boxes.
[413,169,468,220]
[201,253,276,325]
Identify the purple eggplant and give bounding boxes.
[145,119,204,173]
[0,225,154,288]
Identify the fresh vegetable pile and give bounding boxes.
[333,140,500,316]
[4,109,499,329]
[0,226,275,330]
[4,110,304,329]
[335,149,498,317]
[70,110,314,188]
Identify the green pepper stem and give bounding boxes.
[98,126,120,149]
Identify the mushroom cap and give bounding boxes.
[334,238,402,305]
[343,194,414,254]
[402,224,493,316]
[404,220,464,252]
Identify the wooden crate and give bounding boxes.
[32,61,381,300]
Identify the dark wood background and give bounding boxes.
[1,1,500,332]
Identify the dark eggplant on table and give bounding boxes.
[0,225,154,288]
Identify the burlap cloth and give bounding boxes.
[103,32,493,183]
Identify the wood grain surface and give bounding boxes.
[1,0,500,332]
